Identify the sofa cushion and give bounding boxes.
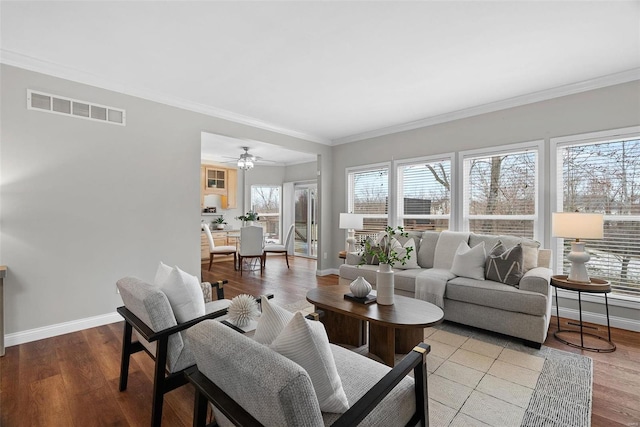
[433,231,470,269]
[322,344,416,426]
[393,269,425,294]
[446,276,548,316]
[271,312,349,413]
[417,231,439,268]
[485,242,524,286]
[450,241,486,280]
[397,231,423,256]
[392,238,420,270]
[469,233,540,271]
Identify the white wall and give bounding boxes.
[0,64,331,340]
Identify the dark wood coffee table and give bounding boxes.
[307,285,444,366]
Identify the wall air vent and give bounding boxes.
[27,90,126,126]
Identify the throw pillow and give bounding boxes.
[158,266,206,323]
[522,245,539,271]
[362,236,381,265]
[253,296,294,345]
[450,241,486,280]
[485,242,524,286]
[270,312,350,413]
[392,238,419,269]
[153,261,172,287]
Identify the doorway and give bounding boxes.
[294,183,317,258]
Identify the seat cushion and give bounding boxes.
[446,276,548,316]
[322,344,416,426]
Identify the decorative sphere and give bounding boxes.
[228,294,260,327]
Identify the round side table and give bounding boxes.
[551,275,616,352]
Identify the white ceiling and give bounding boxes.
[1,1,639,147]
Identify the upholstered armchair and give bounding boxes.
[116,277,230,427]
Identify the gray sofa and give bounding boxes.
[339,230,553,346]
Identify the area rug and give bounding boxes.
[283,301,593,427]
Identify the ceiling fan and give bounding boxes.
[222,146,276,170]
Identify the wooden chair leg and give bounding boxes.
[233,253,237,271]
[193,388,209,427]
[285,252,289,268]
[151,338,169,427]
[239,255,243,276]
[119,321,133,391]
[208,254,213,271]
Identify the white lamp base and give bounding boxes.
[567,241,591,283]
[346,229,356,252]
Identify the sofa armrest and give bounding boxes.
[346,251,364,265]
[519,267,552,296]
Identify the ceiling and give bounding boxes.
[201,132,316,166]
[1,1,639,146]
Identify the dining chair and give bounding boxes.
[202,223,237,271]
[238,226,265,276]
[263,223,295,268]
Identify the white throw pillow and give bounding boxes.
[158,266,206,323]
[450,241,486,280]
[392,238,420,269]
[270,312,350,413]
[253,296,294,345]
[153,261,173,287]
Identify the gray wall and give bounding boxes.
[0,65,331,335]
[330,80,640,323]
[284,160,318,183]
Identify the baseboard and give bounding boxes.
[553,305,640,332]
[4,311,122,347]
[316,268,339,276]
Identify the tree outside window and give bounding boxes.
[251,185,281,243]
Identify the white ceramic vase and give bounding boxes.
[349,276,372,298]
[376,263,394,305]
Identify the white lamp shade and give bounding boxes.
[552,212,604,239]
[339,213,363,230]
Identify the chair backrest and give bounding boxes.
[284,223,295,251]
[116,277,194,373]
[240,226,264,256]
[201,223,215,250]
[187,320,323,426]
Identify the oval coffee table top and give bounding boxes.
[306,284,444,329]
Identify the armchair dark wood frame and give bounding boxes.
[117,280,251,427]
[185,342,431,427]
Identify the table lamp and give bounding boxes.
[339,213,363,252]
[552,212,604,283]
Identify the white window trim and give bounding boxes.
[458,140,545,243]
[550,126,640,301]
[394,153,456,229]
[345,161,392,222]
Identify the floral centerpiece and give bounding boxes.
[236,211,260,225]
[360,225,414,266]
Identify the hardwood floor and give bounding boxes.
[1,256,638,426]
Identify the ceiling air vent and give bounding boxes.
[27,90,126,126]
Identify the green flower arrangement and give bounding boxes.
[236,211,260,222]
[360,225,414,266]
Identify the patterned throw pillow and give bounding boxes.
[485,241,524,286]
[362,236,382,265]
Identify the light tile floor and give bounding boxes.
[423,326,546,427]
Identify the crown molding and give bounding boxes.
[0,49,331,145]
[333,68,640,145]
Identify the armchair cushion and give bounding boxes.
[158,266,206,322]
[253,296,294,345]
[271,312,349,413]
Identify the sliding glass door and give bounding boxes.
[294,183,317,258]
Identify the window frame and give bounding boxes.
[458,140,545,243]
[250,184,282,243]
[395,153,456,231]
[551,126,640,302]
[346,162,391,239]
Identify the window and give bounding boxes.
[347,164,389,240]
[554,129,640,298]
[397,156,452,232]
[251,185,281,243]
[462,143,541,239]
